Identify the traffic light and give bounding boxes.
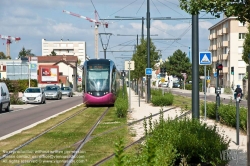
[231,66,234,75]
[216,64,223,70]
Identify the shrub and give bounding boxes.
[10,91,23,105]
[223,86,233,94]
[200,102,217,119]
[151,92,174,106]
[115,88,128,118]
[218,104,247,133]
[123,114,230,165]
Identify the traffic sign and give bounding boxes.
[214,72,217,78]
[199,52,212,65]
[206,76,210,80]
[161,78,165,83]
[145,68,152,75]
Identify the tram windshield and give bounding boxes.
[87,69,110,92]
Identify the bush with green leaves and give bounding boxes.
[114,88,128,118]
[0,78,38,92]
[10,91,23,105]
[122,112,230,165]
[151,92,174,106]
[201,102,247,133]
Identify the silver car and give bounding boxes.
[22,87,46,104]
[44,85,62,100]
[61,87,73,97]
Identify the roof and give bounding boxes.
[53,59,76,68]
[208,16,237,30]
[36,55,78,63]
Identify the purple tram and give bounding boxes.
[82,59,120,106]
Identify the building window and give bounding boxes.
[239,33,246,39]
[54,44,59,47]
[60,44,66,47]
[43,44,48,47]
[238,73,245,80]
[68,44,73,47]
[238,46,243,54]
[79,44,84,47]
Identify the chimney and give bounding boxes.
[63,55,67,61]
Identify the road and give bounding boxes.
[0,96,82,138]
[168,88,247,108]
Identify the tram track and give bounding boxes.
[64,107,111,166]
[0,107,89,161]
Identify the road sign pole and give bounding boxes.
[204,65,207,120]
[236,98,240,145]
[129,61,131,113]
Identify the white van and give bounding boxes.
[0,82,10,112]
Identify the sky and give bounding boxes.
[0,0,224,71]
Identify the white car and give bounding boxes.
[22,87,46,104]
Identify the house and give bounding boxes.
[208,15,249,89]
[37,55,80,91]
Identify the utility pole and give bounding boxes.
[247,53,250,166]
[146,0,151,103]
[192,14,199,119]
[99,33,112,59]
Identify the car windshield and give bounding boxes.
[61,87,70,91]
[25,88,41,93]
[45,86,58,91]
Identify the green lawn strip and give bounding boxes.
[0,107,107,166]
[71,107,131,166]
[172,94,191,110]
[72,127,128,166]
[0,105,84,156]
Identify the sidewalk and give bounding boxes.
[128,87,247,165]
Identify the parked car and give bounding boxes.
[61,87,73,97]
[173,82,181,88]
[161,82,169,88]
[44,85,62,100]
[0,82,10,112]
[22,87,46,104]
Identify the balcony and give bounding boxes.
[209,45,213,51]
[212,44,217,50]
[209,34,213,40]
[222,27,228,34]
[222,67,228,73]
[222,54,228,60]
[212,56,217,62]
[222,41,229,47]
[217,29,222,36]
[212,33,217,39]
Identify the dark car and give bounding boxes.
[44,85,62,100]
[173,82,180,88]
[61,87,73,97]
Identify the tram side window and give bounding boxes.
[82,69,85,92]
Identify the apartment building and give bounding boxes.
[41,39,86,65]
[208,16,248,89]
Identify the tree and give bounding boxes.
[131,39,160,80]
[18,47,35,59]
[0,52,7,59]
[77,59,82,66]
[242,25,250,64]
[179,0,250,24]
[50,50,57,56]
[162,49,191,81]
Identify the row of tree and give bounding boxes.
[0,47,57,59]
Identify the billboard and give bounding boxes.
[39,65,59,84]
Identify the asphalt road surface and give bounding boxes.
[169,89,247,108]
[0,96,82,138]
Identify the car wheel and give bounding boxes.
[60,95,62,100]
[5,103,10,112]
[0,104,2,112]
[43,99,46,104]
